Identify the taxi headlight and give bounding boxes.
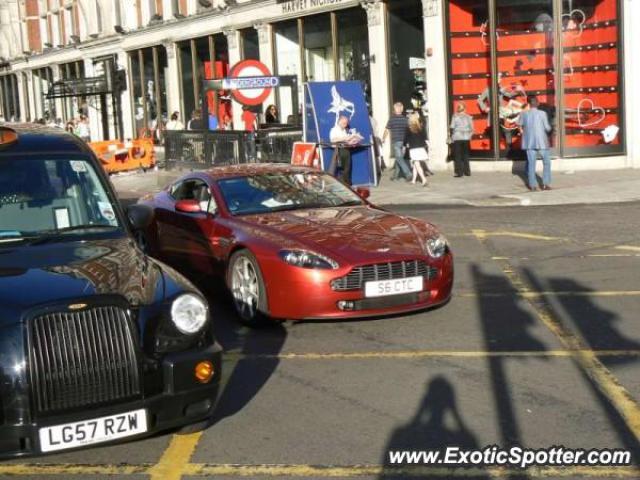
[171,293,208,334]
[279,249,339,269]
[426,234,448,259]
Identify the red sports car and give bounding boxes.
[138,164,453,325]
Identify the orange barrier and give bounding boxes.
[89,139,156,174]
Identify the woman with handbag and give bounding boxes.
[449,102,473,177]
[404,112,429,187]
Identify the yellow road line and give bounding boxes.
[224,349,640,361]
[184,463,640,478]
[473,230,640,443]
[0,463,638,478]
[456,291,640,298]
[616,246,640,253]
[469,230,568,242]
[148,432,203,480]
[0,464,150,475]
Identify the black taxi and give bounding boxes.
[0,125,222,458]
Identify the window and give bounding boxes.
[447,0,624,159]
[241,28,260,61]
[303,13,334,82]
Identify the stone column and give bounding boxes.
[50,65,64,123]
[163,40,181,115]
[224,28,243,129]
[361,0,391,158]
[25,70,37,121]
[254,22,276,113]
[16,71,27,122]
[116,50,134,139]
[422,0,450,171]
[83,57,102,141]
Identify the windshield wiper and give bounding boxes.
[30,224,119,245]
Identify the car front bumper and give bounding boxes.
[0,343,222,459]
[263,253,454,320]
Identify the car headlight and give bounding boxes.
[279,249,339,269]
[426,234,448,258]
[170,293,208,334]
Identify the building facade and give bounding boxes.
[0,0,638,171]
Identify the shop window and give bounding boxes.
[448,0,494,155]
[274,20,302,121]
[448,0,623,159]
[303,13,334,82]
[495,0,557,157]
[561,0,622,154]
[388,0,425,113]
[337,7,371,100]
[241,28,260,61]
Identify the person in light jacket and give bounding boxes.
[449,102,473,177]
[518,96,552,191]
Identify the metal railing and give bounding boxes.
[164,127,302,170]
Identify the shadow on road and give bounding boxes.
[379,376,488,480]
[188,275,287,426]
[524,269,640,464]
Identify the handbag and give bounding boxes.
[409,147,429,161]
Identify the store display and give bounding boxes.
[447,0,622,158]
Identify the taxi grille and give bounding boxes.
[331,260,438,291]
[28,306,140,414]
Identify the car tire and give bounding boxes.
[227,249,270,327]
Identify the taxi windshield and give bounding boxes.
[0,157,121,241]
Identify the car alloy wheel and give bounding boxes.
[231,255,264,321]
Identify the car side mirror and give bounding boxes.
[355,187,370,200]
[127,204,154,230]
[175,199,202,214]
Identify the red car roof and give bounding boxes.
[203,163,318,180]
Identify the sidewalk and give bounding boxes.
[370,168,640,207]
[111,166,640,208]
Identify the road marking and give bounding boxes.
[184,463,640,478]
[224,350,640,361]
[148,432,203,480]
[468,230,568,242]
[473,229,640,443]
[616,246,640,253]
[456,291,640,298]
[0,463,638,478]
[0,464,150,475]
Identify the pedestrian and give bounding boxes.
[187,109,204,130]
[404,112,429,187]
[242,105,258,160]
[265,104,279,124]
[382,102,411,181]
[76,115,90,142]
[518,96,552,191]
[65,121,75,134]
[449,102,473,177]
[329,115,362,186]
[165,111,184,130]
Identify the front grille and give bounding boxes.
[331,260,439,291]
[28,306,140,414]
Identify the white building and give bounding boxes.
[0,0,638,171]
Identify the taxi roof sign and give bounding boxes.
[0,127,18,148]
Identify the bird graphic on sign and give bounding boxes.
[328,86,355,126]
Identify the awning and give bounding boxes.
[45,76,112,99]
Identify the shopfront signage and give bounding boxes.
[278,0,345,15]
[227,60,275,106]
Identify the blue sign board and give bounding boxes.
[303,81,377,187]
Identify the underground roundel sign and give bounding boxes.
[226,60,278,106]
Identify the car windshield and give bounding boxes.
[217,171,364,216]
[0,157,121,242]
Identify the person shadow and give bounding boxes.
[379,376,489,480]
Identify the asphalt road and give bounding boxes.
[3,202,640,480]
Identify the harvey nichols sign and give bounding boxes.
[277,0,345,14]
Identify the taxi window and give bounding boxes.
[0,158,121,239]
